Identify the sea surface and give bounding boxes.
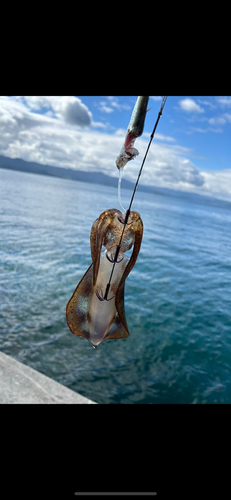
[1,167,231,404]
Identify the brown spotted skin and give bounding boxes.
[66,209,143,346]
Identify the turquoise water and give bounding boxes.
[1,167,231,404]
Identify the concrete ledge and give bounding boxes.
[0,351,97,404]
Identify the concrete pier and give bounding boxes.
[0,351,97,404]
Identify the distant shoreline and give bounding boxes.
[1,154,231,210]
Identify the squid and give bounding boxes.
[66,208,143,348]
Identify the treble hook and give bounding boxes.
[95,284,114,302]
[117,216,132,226]
[106,252,123,264]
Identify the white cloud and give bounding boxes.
[98,102,114,113]
[23,96,53,110]
[179,98,204,113]
[19,96,92,127]
[199,169,231,201]
[190,126,223,134]
[106,96,131,111]
[98,97,131,113]
[224,113,231,122]
[131,141,205,190]
[150,96,162,101]
[197,112,231,129]
[63,98,92,126]
[208,116,226,125]
[143,132,176,143]
[217,97,231,107]
[198,99,217,109]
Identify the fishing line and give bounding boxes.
[118,168,127,212]
[102,96,168,300]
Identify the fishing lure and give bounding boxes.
[66,208,143,348]
[116,96,150,170]
[66,96,167,348]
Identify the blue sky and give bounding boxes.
[1,96,231,201]
[80,96,231,171]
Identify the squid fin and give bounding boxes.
[66,264,93,341]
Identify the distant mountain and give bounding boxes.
[0,154,130,189]
[0,154,163,194]
[1,154,231,210]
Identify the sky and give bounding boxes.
[1,95,231,201]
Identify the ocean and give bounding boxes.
[1,167,231,404]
